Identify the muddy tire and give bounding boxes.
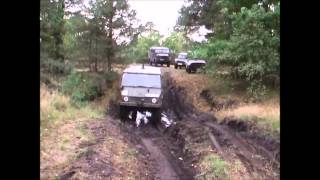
[132,110,137,121]
[119,106,128,121]
[167,63,170,67]
[186,67,191,73]
[174,64,178,69]
[151,109,161,125]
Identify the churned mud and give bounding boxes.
[52,67,279,180]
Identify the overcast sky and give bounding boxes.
[128,0,210,41]
[67,0,210,41]
[128,0,185,37]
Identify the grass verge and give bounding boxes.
[40,83,104,133]
[196,154,230,180]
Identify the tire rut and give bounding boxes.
[161,70,279,179]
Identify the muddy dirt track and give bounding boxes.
[58,68,279,180]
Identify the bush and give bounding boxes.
[40,72,52,85]
[41,58,73,75]
[187,4,279,99]
[103,71,118,86]
[61,71,104,106]
[246,80,267,102]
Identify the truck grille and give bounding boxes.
[127,97,152,103]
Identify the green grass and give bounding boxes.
[124,148,139,160]
[206,74,279,102]
[40,83,105,139]
[196,154,230,180]
[239,115,280,139]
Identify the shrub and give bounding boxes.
[61,71,104,106]
[41,58,73,75]
[103,71,118,86]
[246,80,267,101]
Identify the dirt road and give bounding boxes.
[51,66,279,180]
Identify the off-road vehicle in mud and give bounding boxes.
[174,52,188,69]
[119,64,163,121]
[148,47,171,67]
[185,59,206,73]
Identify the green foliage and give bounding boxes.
[61,71,104,106]
[40,0,65,61]
[222,4,279,96]
[63,14,88,62]
[178,1,280,98]
[162,32,190,55]
[41,0,140,73]
[103,71,118,86]
[246,80,267,101]
[40,58,73,75]
[121,31,162,63]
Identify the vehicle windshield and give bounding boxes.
[178,54,187,59]
[122,73,161,88]
[155,49,169,54]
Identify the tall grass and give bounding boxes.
[216,97,280,138]
[40,84,104,132]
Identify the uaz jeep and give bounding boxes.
[148,47,171,67]
[174,52,188,69]
[119,65,163,121]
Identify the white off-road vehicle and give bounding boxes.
[185,59,206,73]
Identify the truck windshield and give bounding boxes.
[122,73,161,88]
[155,49,169,54]
[178,54,187,59]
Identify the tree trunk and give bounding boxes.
[106,0,114,72]
[94,36,98,72]
[55,0,65,62]
[89,36,92,71]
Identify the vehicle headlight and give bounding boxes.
[151,98,157,103]
[123,96,129,102]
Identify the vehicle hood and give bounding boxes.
[121,87,161,98]
[186,59,206,65]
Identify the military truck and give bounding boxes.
[119,64,163,121]
[148,47,171,67]
[174,52,188,69]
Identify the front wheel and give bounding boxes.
[186,67,191,73]
[151,109,161,126]
[174,64,178,69]
[167,63,170,67]
[119,106,128,121]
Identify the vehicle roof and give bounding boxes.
[123,65,162,75]
[150,46,169,50]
